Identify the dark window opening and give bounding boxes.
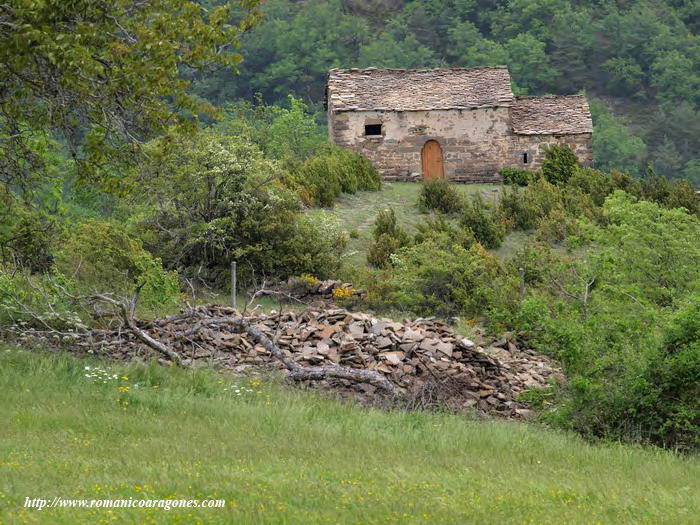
[522,152,529,164]
[365,124,382,136]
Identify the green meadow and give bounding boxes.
[1,346,698,525]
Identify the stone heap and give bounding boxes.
[72,306,561,418]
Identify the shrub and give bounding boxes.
[290,146,380,206]
[367,234,403,270]
[372,208,410,244]
[55,220,180,309]
[534,209,581,244]
[388,239,515,319]
[638,171,672,204]
[138,131,347,287]
[0,265,84,329]
[459,194,507,249]
[498,187,539,231]
[279,211,347,279]
[567,166,617,207]
[417,179,464,214]
[291,155,342,206]
[500,167,535,186]
[0,192,59,272]
[367,209,410,268]
[414,213,475,248]
[666,179,699,215]
[541,144,579,185]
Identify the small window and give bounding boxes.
[522,152,529,164]
[365,124,382,136]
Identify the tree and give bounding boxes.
[541,144,579,185]
[505,33,557,93]
[589,100,645,176]
[0,0,262,192]
[136,130,346,286]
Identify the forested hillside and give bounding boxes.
[194,0,700,180]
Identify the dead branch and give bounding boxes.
[89,288,183,366]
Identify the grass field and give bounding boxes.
[329,182,502,265]
[2,346,699,524]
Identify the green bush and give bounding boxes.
[367,234,404,270]
[414,213,475,248]
[290,146,381,207]
[567,166,617,207]
[0,266,84,329]
[666,179,699,215]
[417,179,464,214]
[367,209,410,268]
[459,194,507,249]
[0,192,59,272]
[55,220,180,309]
[534,209,581,244]
[500,167,535,186]
[388,239,515,319]
[541,144,580,185]
[372,208,410,244]
[291,155,343,206]
[638,171,672,204]
[498,187,539,231]
[138,131,347,287]
[504,192,700,449]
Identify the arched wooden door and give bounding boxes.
[421,140,444,180]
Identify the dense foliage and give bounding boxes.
[352,148,700,449]
[0,0,262,192]
[136,130,348,287]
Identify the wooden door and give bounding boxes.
[421,140,444,180]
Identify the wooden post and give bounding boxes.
[231,261,237,311]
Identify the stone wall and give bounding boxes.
[329,107,593,182]
[510,133,593,171]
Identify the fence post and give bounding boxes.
[231,261,237,310]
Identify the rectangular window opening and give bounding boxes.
[365,124,382,136]
[522,152,529,164]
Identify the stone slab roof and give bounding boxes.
[512,95,592,135]
[327,66,515,112]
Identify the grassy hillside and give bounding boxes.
[1,346,699,524]
[330,182,503,265]
[328,182,530,265]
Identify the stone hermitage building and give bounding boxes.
[326,66,593,182]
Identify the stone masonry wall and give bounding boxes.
[330,108,512,183]
[510,133,593,172]
[329,108,593,182]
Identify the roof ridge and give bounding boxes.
[515,93,587,100]
[329,66,509,74]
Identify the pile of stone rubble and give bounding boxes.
[31,305,560,418]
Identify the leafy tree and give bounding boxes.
[589,100,645,176]
[446,21,509,67]
[0,0,262,191]
[683,159,700,186]
[505,33,556,93]
[137,130,345,285]
[651,137,684,179]
[601,57,646,98]
[358,33,442,69]
[541,144,579,185]
[216,96,326,163]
